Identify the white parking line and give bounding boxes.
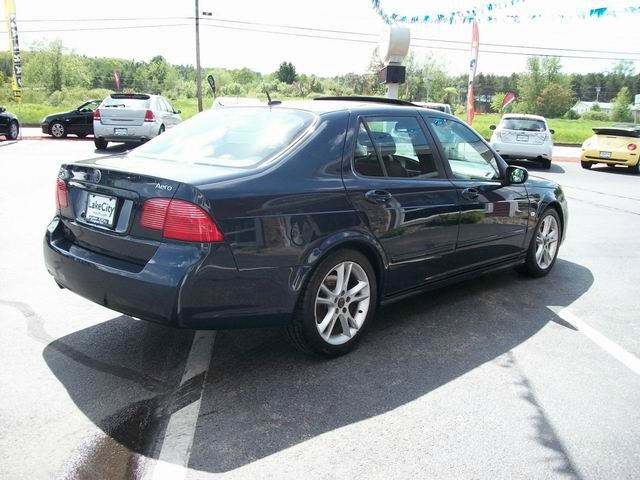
[145,330,216,480]
[551,307,640,376]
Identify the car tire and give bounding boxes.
[581,161,592,170]
[6,121,19,140]
[284,249,377,357]
[541,159,551,170]
[628,161,640,174]
[158,124,165,136]
[50,121,67,139]
[94,138,108,150]
[77,133,88,139]
[516,208,562,278]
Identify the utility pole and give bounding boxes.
[195,0,203,112]
[595,86,601,103]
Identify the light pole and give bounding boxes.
[595,86,601,103]
[194,0,206,112]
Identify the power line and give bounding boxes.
[0,23,190,34]
[4,17,640,63]
[199,21,640,62]
[14,14,640,58]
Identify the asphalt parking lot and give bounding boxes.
[1,137,639,480]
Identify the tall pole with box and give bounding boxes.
[378,26,410,100]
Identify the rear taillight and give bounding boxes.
[144,110,155,122]
[93,109,101,121]
[56,178,68,210]
[628,143,637,151]
[140,198,223,242]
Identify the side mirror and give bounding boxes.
[506,165,528,185]
[489,125,497,131]
[549,129,555,135]
[0,106,5,113]
[174,109,181,114]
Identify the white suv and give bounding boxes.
[489,114,554,169]
[93,93,182,149]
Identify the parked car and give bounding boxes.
[415,102,452,115]
[44,97,567,357]
[580,125,640,173]
[93,93,181,149]
[40,99,101,139]
[489,114,554,169]
[0,105,19,140]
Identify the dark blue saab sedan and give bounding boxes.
[44,97,568,356]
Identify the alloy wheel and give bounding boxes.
[51,123,65,138]
[535,215,559,269]
[9,122,18,139]
[315,261,371,346]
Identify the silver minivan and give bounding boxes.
[93,93,181,149]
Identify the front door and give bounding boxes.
[424,116,530,271]
[342,115,461,295]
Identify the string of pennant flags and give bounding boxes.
[370,0,640,25]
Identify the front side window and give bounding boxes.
[427,118,499,181]
[353,117,440,179]
[131,107,316,168]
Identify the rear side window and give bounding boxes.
[103,95,150,109]
[500,118,546,132]
[131,107,316,168]
[353,117,441,179]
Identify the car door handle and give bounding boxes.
[365,190,393,205]
[461,187,480,201]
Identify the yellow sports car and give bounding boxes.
[581,125,640,173]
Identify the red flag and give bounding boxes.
[113,70,120,91]
[466,19,480,125]
[502,92,516,110]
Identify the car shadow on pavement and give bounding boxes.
[588,165,638,176]
[43,259,592,477]
[508,159,566,174]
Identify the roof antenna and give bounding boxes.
[264,90,281,106]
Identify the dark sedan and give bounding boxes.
[41,99,101,138]
[44,98,568,357]
[0,105,19,140]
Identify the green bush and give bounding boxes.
[564,109,580,120]
[581,111,609,121]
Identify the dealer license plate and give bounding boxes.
[114,128,128,136]
[600,151,612,159]
[86,193,117,227]
[516,134,529,142]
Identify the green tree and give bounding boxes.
[537,83,573,118]
[491,92,507,113]
[276,61,297,84]
[611,86,633,122]
[517,57,545,113]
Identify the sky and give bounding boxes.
[1,0,639,77]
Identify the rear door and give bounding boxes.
[424,116,530,270]
[342,114,461,295]
[161,97,181,128]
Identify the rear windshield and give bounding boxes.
[103,95,150,109]
[500,118,546,132]
[131,107,316,168]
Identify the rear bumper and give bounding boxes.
[93,122,158,143]
[581,150,639,166]
[43,217,297,329]
[491,140,552,161]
